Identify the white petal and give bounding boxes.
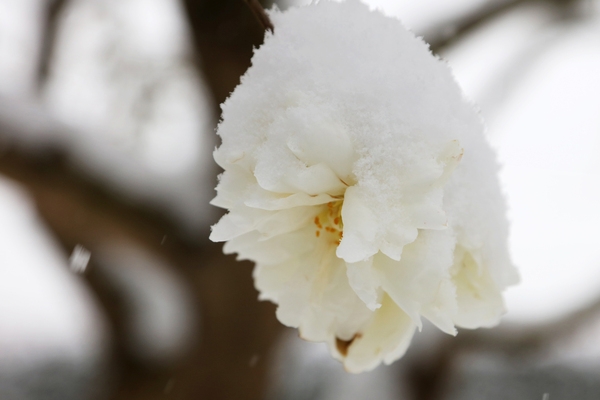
[210,165,255,209]
[420,278,458,335]
[285,105,357,181]
[255,206,316,239]
[338,294,416,373]
[379,222,417,261]
[451,246,505,329]
[285,162,347,196]
[374,253,422,329]
[375,230,456,330]
[245,184,336,210]
[337,186,379,262]
[346,258,381,311]
[255,256,306,303]
[210,202,278,242]
[225,228,315,265]
[212,200,321,243]
[276,246,372,343]
[273,246,332,336]
[253,135,347,196]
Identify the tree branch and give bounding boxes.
[0,100,283,400]
[0,98,208,252]
[244,0,274,33]
[425,0,581,53]
[182,0,271,106]
[455,295,600,357]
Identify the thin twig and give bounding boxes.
[425,0,528,52]
[425,0,580,53]
[243,0,274,33]
[37,0,69,90]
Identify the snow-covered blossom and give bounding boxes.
[210,0,519,373]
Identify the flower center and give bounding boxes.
[314,201,344,245]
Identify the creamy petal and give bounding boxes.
[286,162,347,196]
[452,246,506,328]
[374,253,422,329]
[338,295,416,373]
[346,258,382,311]
[337,186,379,262]
[255,256,307,303]
[225,228,315,265]
[375,230,456,331]
[255,206,316,239]
[214,195,322,243]
[301,263,376,344]
[245,184,336,210]
[285,106,357,180]
[210,165,255,209]
[254,136,347,196]
[209,206,271,242]
[379,222,418,261]
[420,278,458,335]
[276,246,372,343]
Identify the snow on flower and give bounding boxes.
[209,0,519,373]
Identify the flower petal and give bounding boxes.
[420,278,458,336]
[451,246,506,328]
[285,105,357,181]
[210,165,255,209]
[338,294,416,373]
[286,162,348,196]
[245,184,337,210]
[209,206,271,242]
[346,258,382,311]
[375,230,456,332]
[255,206,317,239]
[337,186,379,262]
[379,222,418,261]
[253,133,348,196]
[225,228,315,265]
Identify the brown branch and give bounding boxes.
[243,0,274,33]
[0,96,210,252]
[0,144,283,400]
[0,104,283,400]
[181,0,271,106]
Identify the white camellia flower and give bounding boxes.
[210,0,519,373]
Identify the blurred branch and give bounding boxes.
[0,98,206,253]
[244,0,274,32]
[425,0,581,53]
[0,98,282,399]
[182,0,272,105]
[407,294,600,400]
[426,0,529,53]
[456,296,600,357]
[38,0,69,90]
